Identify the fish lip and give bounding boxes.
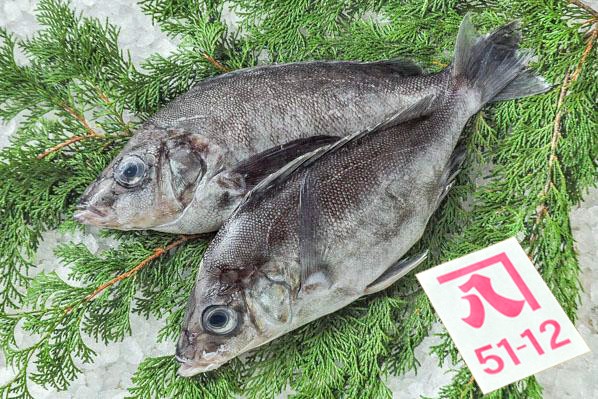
[75,204,107,217]
[177,360,223,377]
[73,206,111,226]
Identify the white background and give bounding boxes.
[0,1,596,398]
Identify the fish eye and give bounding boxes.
[115,156,146,188]
[202,306,238,335]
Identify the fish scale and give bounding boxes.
[149,61,432,160]
[218,96,453,284]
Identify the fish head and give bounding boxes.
[176,240,294,376]
[175,283,258,376]
[75,126,224,230]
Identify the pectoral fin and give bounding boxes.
[231,135,340,189]
[364,251,428,295]
[298,170,331,293]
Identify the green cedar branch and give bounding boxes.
[531,26,596,243]
[0,0,137,313]
[1,1,596,398]
[82,234,200,303]
[36,104,104,159]
[1,234,199,396]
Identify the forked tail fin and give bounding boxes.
[452,14,550,104]
[491,69,552,102]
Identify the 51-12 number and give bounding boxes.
[474,319,571,374]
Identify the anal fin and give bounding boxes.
[364,251,428,295]
[436,142,467,208]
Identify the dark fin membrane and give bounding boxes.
[368,59,424,77]
[436,141,467,208]
[491,69,553,102]
[231,135,340,189]
[452,14,544,104]
[364,251,428,295]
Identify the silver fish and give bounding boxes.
[175,16,550,376]
[74,30,545,233]
[74,58,426,232]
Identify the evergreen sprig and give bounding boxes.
[0,0,595,398]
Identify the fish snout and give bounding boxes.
[80,179,115,209]
[176,351,226,377]
[73,202,112,225]
[174,353,188,364]
[175,330,230,376]
[73,205,109,227]
[74,180,116,226]
[75,202,106,215]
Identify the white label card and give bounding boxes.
[416,237,590,394]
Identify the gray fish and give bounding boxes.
[74,31,546,233]
[74,58,424,232]
[174,16,550,376]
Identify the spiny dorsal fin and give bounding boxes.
[190,59,422,89]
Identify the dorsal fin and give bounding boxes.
[367,59,424,77]
[186,59,422,91]
[239,94,437,210]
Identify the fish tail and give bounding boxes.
[490,69,552,102]
[452,14,550,105]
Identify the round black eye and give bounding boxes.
[115,156,146,188]
[202,306,238,335]
[209,312,227,327]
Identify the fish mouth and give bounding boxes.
[176,355,225,377]
[73,204,112,226]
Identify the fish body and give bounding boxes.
[75,59,436,232]
[175,16,550,375]
[150,60,431,161]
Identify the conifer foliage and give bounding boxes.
[0,1,596,398]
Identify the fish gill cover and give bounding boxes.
[0,0,596,398]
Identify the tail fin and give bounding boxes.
[453,14,546,104]
[491,69,552,102]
